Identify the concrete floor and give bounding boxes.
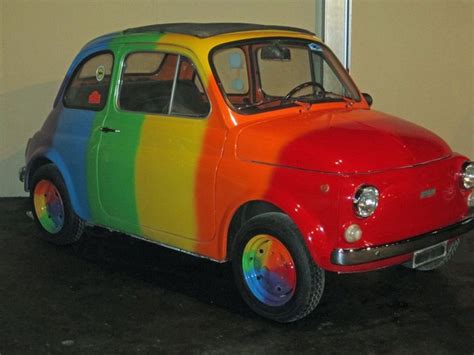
[1,197,473,354]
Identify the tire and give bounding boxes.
[403,238,461,271]
[231,212,325,322]
[30,164,85,245]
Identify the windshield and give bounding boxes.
[211,39,361,114]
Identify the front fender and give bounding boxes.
[214,157,342,266]
[262,191,334,268]
[260,164,344,270]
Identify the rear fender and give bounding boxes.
[26,148,88,221]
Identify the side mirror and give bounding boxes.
[362,93,373,107]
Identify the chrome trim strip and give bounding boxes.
[247,155,452,176]
[168,54,181,115]
[84,222,225,264]
[19,166,26,183]
[331,217,474,266]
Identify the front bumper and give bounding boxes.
[331,216,474,266]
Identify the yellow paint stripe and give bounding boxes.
[135,113,207,240]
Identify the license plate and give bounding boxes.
[411,241,448,268]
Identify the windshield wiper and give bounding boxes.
[283,91,354,105]
[236,101,264,111]
[236,92,353,112]
[236,98,286,111]
[322,91,355,103]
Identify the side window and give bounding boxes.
[170,57,210,117]
[63,53,113,110]
[119,52,177,114]
[119,52,210,117]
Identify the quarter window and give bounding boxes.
[63,53,113,110]
[119,52,210,117]
[213,48,249,94]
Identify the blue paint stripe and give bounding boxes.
[48,38,114,221]
[52,109,96,220]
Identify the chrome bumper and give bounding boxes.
[19,166,26,183]
[331,217,474,266]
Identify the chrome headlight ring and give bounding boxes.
[353,185,379,218]
[461,161,474,189]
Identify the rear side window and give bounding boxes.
[63,52,113,111]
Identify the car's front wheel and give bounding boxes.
[232,212,325,322]
[30,164,85,245]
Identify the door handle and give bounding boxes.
[100,126,120,133]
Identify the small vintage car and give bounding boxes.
[20,23,474,322]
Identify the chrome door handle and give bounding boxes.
[100,127,120,133]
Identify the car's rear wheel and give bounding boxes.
[30,164,85,245]
[403,238,461,271]
[232,212,324,322]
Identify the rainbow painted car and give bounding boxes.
[21,23,474,322]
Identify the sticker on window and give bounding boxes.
[308,43,322,52]
[88,90,101,105]
[95,65,105,82]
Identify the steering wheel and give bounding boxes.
[283,81,325,101]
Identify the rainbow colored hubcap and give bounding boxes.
[242,234,296,306]
[33,180,65,234]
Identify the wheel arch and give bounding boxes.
[224,196,328,266]
[226,200,284,258]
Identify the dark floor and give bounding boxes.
[0,198,473,354]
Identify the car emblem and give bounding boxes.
[420,188,436,199]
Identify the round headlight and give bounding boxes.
[353,185,379,218]
[468,191,474,208]
[461,162,474,189]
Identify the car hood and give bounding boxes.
[236,108,452,174]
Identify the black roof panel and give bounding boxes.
[123,22,314,38]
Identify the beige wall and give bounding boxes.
[1,0,472,197]
[0,1,3,89]
[0,0,316,196]
[351,0,473,160]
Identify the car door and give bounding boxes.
[95,45,225,247]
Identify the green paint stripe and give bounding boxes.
[86,34,164,235]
